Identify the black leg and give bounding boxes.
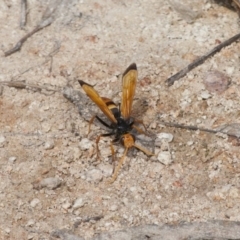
[96,116,114,129]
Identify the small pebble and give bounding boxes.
[44,140,55,150]
[105,222,112,227]
[42,105,50,110]
[0,135,5,143]
[148,163,164,178]
[27,234,34,240]
[86,169,103,182]
[39,177,62,190]
[229,187,239,198]
[157,132,174,143]
[187,141,194,146]
[98,163,113,177]
[5,227,10,234]
[206,185,238,201]
[150,121,157,129]
[30,198,40,208]
[109,205,118,211]
[8,156,17,163]
[26,219,35,227]
[204,2,212,10]
[200,91,211,100]
[203,70,230,94]
[156,195,162,200]
[41,122,52,132]
[157,151,173,165]
[122,197,129,206]
[73,198,85,210]
[79,138,93,150]
[58,123,65,130]
[226,66,234,75]
[62,202,72,210]
[182,89,191,97]
[130,187,137,192]
[73,147,82,160]
[168,0,200,23]
[196,119,202,124]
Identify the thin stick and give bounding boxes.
[0,81,60,93]
[20,0,27,28]
[5,18,54,57]
[73,215,104,228]
[166,32,240,86]
[5,0,61,57]
[159,121,238,138]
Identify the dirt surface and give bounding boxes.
[1,0,240,239]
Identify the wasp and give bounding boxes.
[78,63,154,182]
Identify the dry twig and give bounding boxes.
[20,0,27,28]
[5,0,62,57]
[0,81,60,93]
[159,120,240,138]
[166,32,240,86]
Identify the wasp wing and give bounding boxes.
[78,80,117,124]
[120,63,137,120]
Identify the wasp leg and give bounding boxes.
[96,116,113,129]
[132,124,146,135]
[88,115,113,136]
[88,115,97,136]
[132,119,151,136]
[96,132,115,159]
[134,119,147,131]
[109,147,129,183]
[110,141,116,162]
[133,143,155,156]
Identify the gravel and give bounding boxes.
[1,0,240,239]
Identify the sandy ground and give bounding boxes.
[1,0,240,239]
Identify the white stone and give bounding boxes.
[27,234,34,240]
[109,205,118,211]
[40,177,61,190]
[79,138,93,150]
[8,156,17,163]
[86,168,103,182]
[26,219,35,227]
[73,198,85,209]
[200,91,211,100]
[157,132,173,142]
[0,135,6,144]
[44,140,55,150]
[99,163,113,177]
[62,202,72,210]
[157,151,173,165]
[4,227,10,234]
[122,197,129,206]
[30,198,40,208]
[73,147,82,160]
[187,141,194,146]
[226,66,234,75]
[42,122,52,132]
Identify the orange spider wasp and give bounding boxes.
[78,63,154,182]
